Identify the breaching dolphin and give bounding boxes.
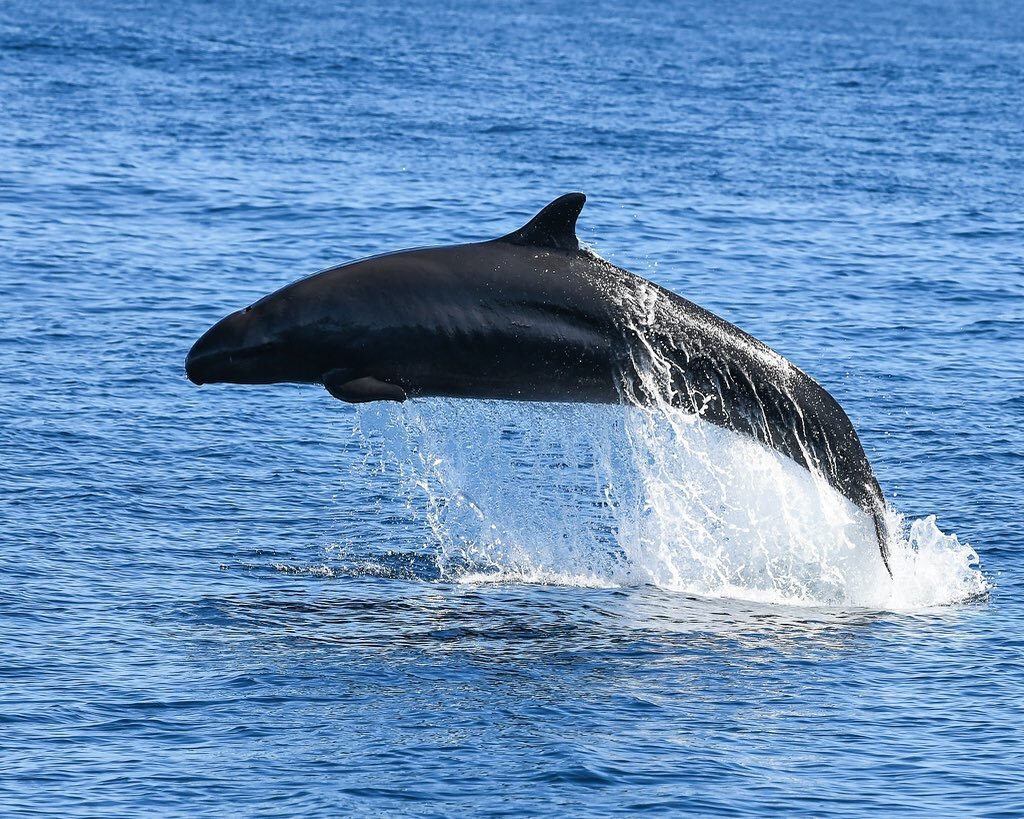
[186,193,892,572]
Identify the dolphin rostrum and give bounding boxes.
[186,193,892,572]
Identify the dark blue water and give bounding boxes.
[3,0,1023,815]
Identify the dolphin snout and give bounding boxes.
[186,306,250,385]
[185,309,298,386]
[185,344,213,385]
[186,317,234,385]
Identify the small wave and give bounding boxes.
[454,567,621,589]
[273,550,443,582]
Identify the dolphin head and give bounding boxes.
[185,280,330,386]
[185,248,446,390]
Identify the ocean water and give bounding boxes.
[2,0,1023,815]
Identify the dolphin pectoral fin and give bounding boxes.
[322,370,407,404]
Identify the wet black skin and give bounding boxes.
[186,193,891,572]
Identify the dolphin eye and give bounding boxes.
[244,306,253,313]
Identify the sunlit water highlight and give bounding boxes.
[353,398,987,610]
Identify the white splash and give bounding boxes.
[351,398,987,610]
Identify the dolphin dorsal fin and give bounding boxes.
[500,193,586,252]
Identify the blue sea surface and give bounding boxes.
[2,0,1023,815]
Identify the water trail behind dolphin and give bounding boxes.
[349,395,986,610]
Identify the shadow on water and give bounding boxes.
[194,564,982,665]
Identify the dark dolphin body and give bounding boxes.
[186,194,892,572]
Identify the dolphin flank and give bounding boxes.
[186,193,892,573]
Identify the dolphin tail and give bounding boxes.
[873,509,893,577]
